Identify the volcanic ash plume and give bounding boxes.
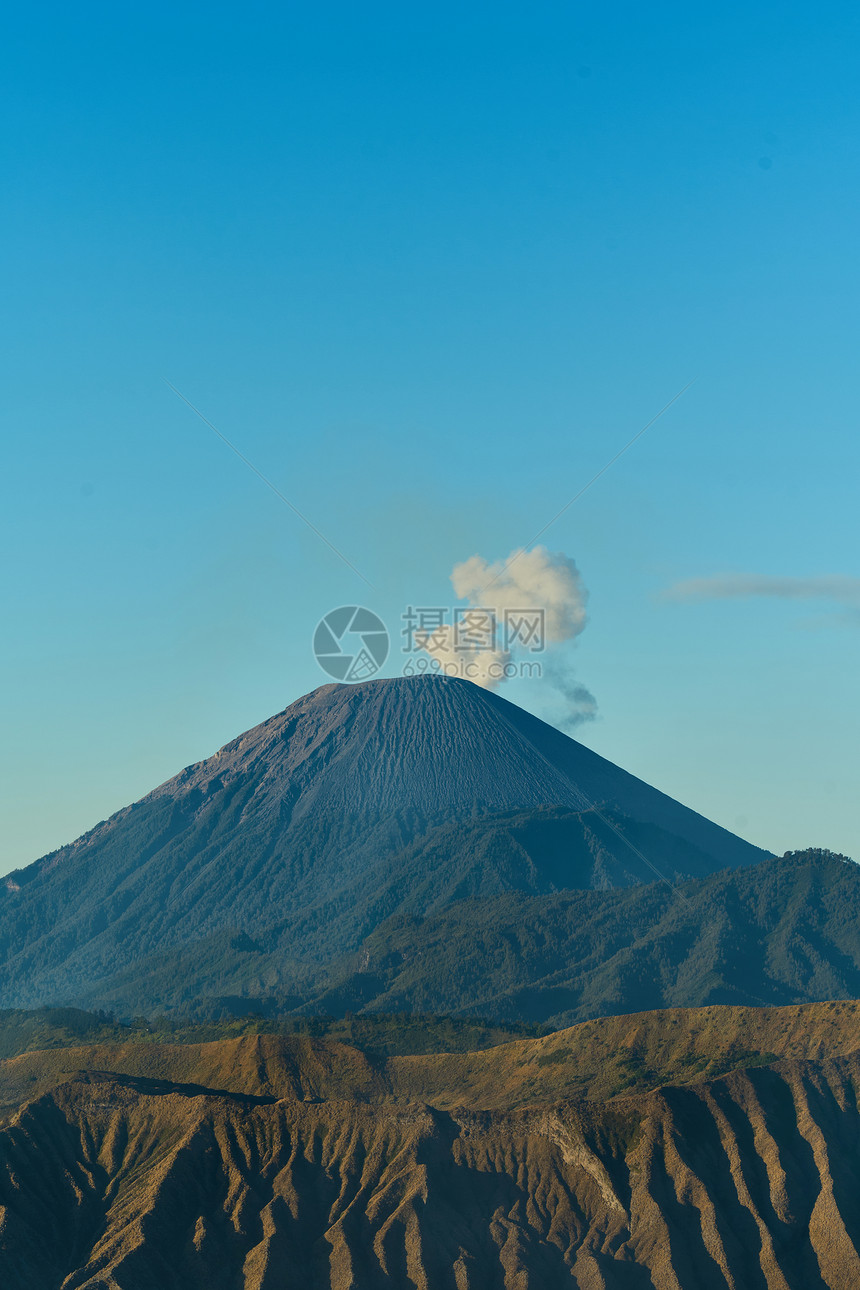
[542,663,598,731]
[451,546,588,644]
[417,546,596,724]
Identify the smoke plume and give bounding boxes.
[451,547,588,643]
[417,546,596,724]
[541,663,598,731]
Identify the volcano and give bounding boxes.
[0,676,769,1011]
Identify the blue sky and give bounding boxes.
[2,1,858,871]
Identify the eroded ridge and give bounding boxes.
[2,1053,860,1288]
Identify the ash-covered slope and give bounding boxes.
[133,674,767,862]
[0,676,768,1010]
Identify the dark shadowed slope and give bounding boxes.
[308,848,860,1027]
[0,676,768,1009]
[81,847,856,1024]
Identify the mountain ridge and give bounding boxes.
[3,1007,860,1287]
[0,676,769,1013]
[50,848,859,1023]
[19,676,766,869]
[3,998,860,1116]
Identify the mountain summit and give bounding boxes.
[135,676,765,855]
[0,676,768,1011]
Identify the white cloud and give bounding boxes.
[664,574,860,610]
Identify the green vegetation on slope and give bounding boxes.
[3,849,855,1025]
[3,998,860,1122]
[0,804,754,1011]
[0,676,769,1014]
[0,1006,541,1063]
[310,849,860,1027]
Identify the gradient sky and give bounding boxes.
[2,1,859,873]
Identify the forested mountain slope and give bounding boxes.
[0,676,768,1011]
[62,849,860,1023]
